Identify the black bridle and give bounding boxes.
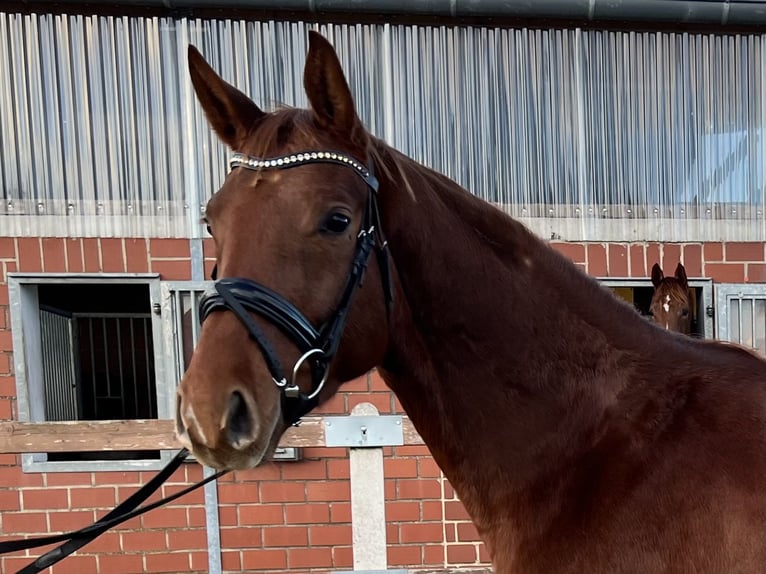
[199,149,393,425]
[0,149,392,572]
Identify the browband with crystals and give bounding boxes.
[229,150,379,192]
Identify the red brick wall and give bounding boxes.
[549,241,766,282]
[0,238,764,573]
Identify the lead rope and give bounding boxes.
[0,449,228,573]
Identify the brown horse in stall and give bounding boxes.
[650,262,692,334]
[176,32,766,574]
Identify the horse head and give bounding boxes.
[176,32,392,469]
[650,262,691,334]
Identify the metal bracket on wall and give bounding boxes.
[324,415,404,448]
[272,447,301,461]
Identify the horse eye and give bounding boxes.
[681,309,690,318]
[322,213,351,234]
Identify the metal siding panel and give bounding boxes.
[1,15,764,240]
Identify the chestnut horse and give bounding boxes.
[650,262,692,334]
[176,32,766,574]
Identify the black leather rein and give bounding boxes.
[200,149,393,426]
[0,449,228,573]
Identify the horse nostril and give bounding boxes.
[226,390,255,450]
[175,394,187,437]
[174,392,195,449]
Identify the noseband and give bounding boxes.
[198,150,393,426]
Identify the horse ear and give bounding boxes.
[188,45,264,149]
[651,263,664,288]
[304,31,361,139]
[674,262,688,290]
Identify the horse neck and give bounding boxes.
[374,146,662,537]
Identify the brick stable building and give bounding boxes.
[1,3,765,574]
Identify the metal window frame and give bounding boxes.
[7,272,176,472]
[598,277,714,339]
[159,280,212,397]
[714,283,766,354]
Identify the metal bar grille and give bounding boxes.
[755,298,766,357]
[1,14,764,240]
[716,285,766,357]
[173,287,206,384]
[734,296,765,356]
[160,282,211,388]
[73,313,157,420]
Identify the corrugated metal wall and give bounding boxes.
[1,13,764,240]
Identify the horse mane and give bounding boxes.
[368,136,659,350]
[239,108,321,157]
[653,278,689,303]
